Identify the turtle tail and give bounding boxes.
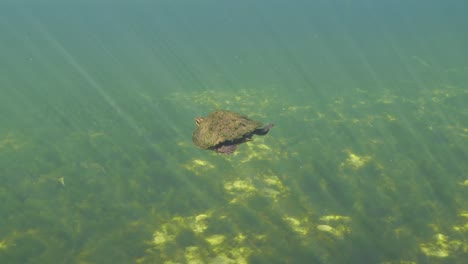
[255,123,274,135]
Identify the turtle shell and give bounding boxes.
[192,110,263,149]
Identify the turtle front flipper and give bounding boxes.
[254,123,274,135]
[215,144,238,155]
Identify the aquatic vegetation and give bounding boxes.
[340,149,372,170]
[184,159,215,176]
[0,133,26,151]
[1,76,467,262]
[143,211,254,263]
[420,233,461,258]
[135,83,468,262]
[0,240,9,250]
[223,172,288,204]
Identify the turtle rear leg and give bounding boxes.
[254,123,274,135]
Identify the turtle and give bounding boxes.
[192,110,274,154]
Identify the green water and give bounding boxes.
[1,1,467,263]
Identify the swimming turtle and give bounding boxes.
[192,110,274,154]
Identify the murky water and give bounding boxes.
[1,1,467,263]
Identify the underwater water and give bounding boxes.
[1,1,467,263]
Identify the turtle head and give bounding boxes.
[195,117,204,126]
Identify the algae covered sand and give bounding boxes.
[3,81,466,263]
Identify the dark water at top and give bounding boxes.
[1,1,467,263]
